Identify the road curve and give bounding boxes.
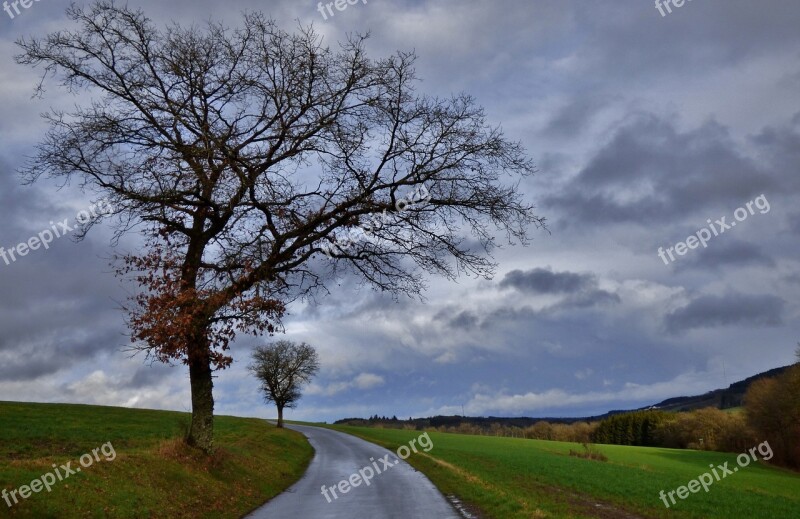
[246,424,462,519]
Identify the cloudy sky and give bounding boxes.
[1,0,799,423]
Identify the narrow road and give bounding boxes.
[247,424,462,519]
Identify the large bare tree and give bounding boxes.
[15,2,544,452]
[249,340,320,428]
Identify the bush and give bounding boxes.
[569,442,608,462]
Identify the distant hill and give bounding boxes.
[335,364,795,428]
[644,364,793,412]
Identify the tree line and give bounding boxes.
[589,356,800,469]
[347,360,800,470]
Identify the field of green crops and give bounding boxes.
[328,425,800,518]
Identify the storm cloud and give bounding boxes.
[665,293,785,334]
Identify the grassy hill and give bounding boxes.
[0,401,312,518]
[328,424,800,519]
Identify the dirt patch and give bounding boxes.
[545,484,653,519]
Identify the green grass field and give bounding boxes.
[0,402,312,518]
[327,425,800,519]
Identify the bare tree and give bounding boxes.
[249,341,320,428]
[15,2,543,452]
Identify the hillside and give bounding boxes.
[645,364,793,412]
[0,402,312,518]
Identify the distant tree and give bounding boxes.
[249,341,320,428]
[653,407,753,451]
[527,421,554,441]
[592,411,667,446]
[744,365,800,468]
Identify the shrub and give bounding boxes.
[569,442,608,462]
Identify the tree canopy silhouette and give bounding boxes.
[249,340,320,428]
[16,1,544,452]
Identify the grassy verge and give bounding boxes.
[324,424,800,519]
[0,401,313,518]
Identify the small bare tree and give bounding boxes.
[250,341,320,428]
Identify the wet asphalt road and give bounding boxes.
[246,424,462,519]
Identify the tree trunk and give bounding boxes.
[277,405,284,428]
[187,352,215,453]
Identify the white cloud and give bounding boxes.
[0,363,190,413]
[353,373,385,389]
[574,368,593,380]
[306,372,385,396]
[431,371,723,417]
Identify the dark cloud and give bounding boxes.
[782,274,800,285]
[676,240,775,271]
[545,115,777,227]
[500,268,596,294]
[665,293,785,333]
[499,268,620,311]
[786,212,800,235]
[0,154,129,380]
[574,0,800,80]
[483,305,538,326]
[123,365,178,389]
[544,96,613,137]
[447,310,480,331]
[0,351,63,381]
[432,304,535,332]
[557,289,621,309]
[749,116,800,194]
